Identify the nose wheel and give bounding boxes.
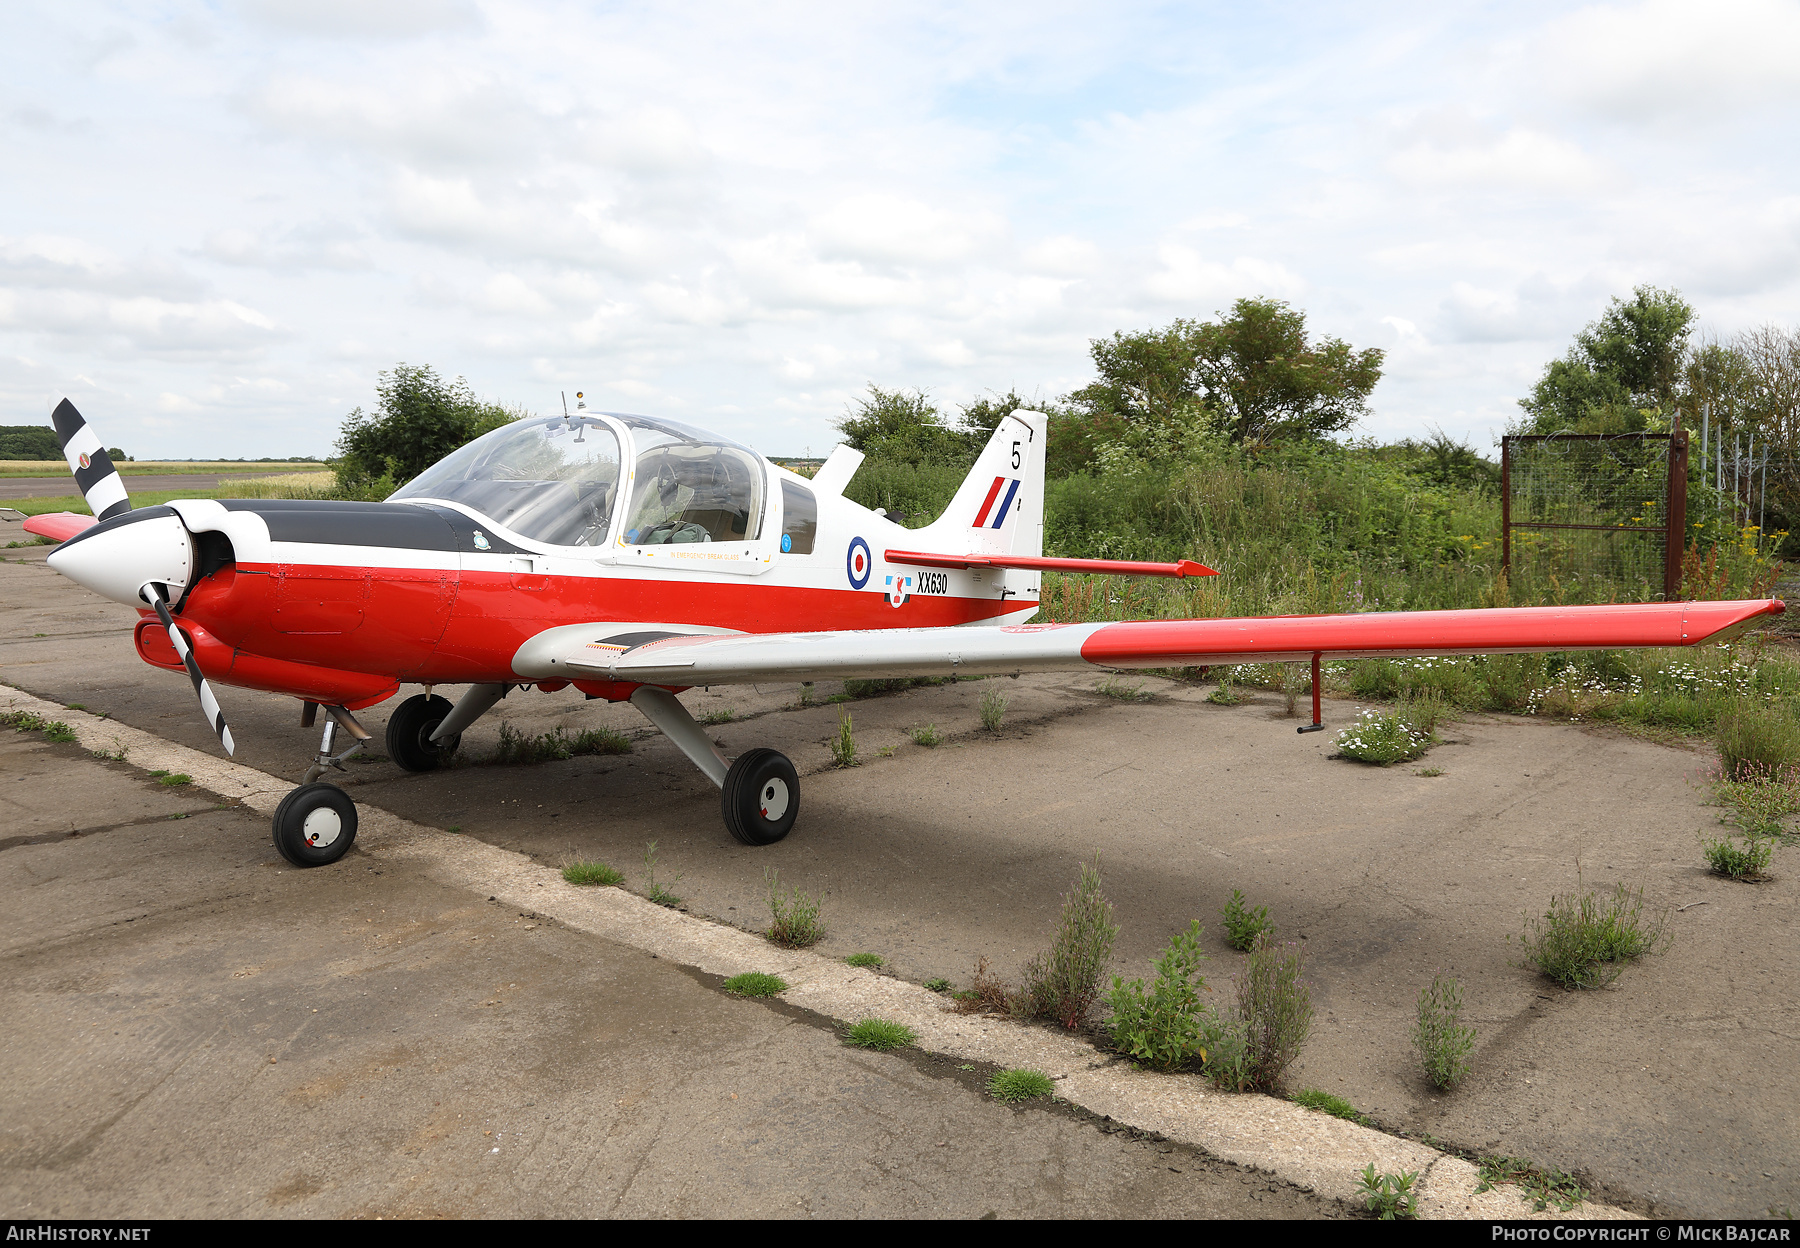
[271,782,359,867]
[721,748,799,845]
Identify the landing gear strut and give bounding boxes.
[628,685,800,845]
[273,702,371,867]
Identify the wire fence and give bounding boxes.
[1502,432,1687,601]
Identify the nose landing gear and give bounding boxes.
[273,702,372,867]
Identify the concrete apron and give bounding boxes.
[0,686,1630,1220]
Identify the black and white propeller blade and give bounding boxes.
[50,398,131,522]
[147,584,236,757]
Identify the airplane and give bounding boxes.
[16,397,1783,870]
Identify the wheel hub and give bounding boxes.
[759,777,790,821]
[303,806,343,848]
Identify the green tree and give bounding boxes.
[0,426,61,460]
[834,384,972,466]
[1070,299,1384,447]
[335,363,519,490]
[1517,286,1696,434]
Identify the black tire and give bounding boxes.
[386,694,458,772]
[271,782,358,867]
[720,748,800,846]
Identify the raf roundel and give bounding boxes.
[845,536,871,589]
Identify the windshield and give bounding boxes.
[392,417,622,548]
[617,415,765,546]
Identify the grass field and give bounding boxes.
[0,461,323,477]
[6,472,337,516]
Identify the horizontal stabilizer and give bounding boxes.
[512,599,1785,688]
[886,549,1215,578]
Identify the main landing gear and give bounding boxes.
[271,701,373,867]
[627,685,799,845]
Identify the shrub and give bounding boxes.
[1220,889,1274,951]
[831,708,857,767]
[1358,1165,1419,1220]
[909,723,945,747]
[1399,687,1449,736]
[979,687,1009,731]
[1104,920,1211,1070]
[1716,703,1800,781]
[1516,882,1671,989]
[1412,974,1476,1090]
[1334,708,1432,765]
[988,1069,1055,1102]
[953,956,1017,1015]
[845,952,884,968]
[1702,833,1775,881]
[562,860,623,886]
[1206,672,1241,705]
[722,972,787,997]
[1279,663,1310,718]
[1018,858,1119,1029]
[1711,763,1800,837]
[763,868,826,947]
[1238,933,1312,1092]
[844,1019,915,1050]
[844,676,936,697]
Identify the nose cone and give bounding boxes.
[47,509,193,606]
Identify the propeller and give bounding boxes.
[146,582,236,757]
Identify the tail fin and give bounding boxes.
[49,399,131,522]
[919,408,1047,557]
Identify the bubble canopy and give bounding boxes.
[390,412,768,550]
[391,416,622,547]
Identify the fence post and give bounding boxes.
[1500,436,1511,581]
[1665,430,1688,602]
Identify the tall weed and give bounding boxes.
[1019,858,1119,1029]
[1237,933,1313,1093]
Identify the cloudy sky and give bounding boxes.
[4,0,1799,460]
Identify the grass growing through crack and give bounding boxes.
[1096,676,1150,702]
[763,868,825,947]
[831,708,858,767]
[924,977,951,993]
[979,687,1008,731]
[843,1019,915,1050]
[492,723,632,764]
[845,952,884,969]
[1475,1155,1586,1212]
[641,840,683,907]
[908,723,944,747]
[562,860,624,886]
[722,972,787,997]
[701,708,735,725]
[1292,1088,1367,1124]
[1515,882,1671,989]
[988,1069,1055,1102]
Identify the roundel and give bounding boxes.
[845,536,871,589]
[78,452,91,470]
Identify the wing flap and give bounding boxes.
[512,599,1784,687]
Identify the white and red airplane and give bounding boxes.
[19,398,1783,868]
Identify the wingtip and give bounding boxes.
[1176,560,1219,578]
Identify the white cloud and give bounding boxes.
[1535,0,1800,120]
[1142,247,1305,307]
[234,0,481,39]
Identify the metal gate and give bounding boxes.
[1501,432,1688,602]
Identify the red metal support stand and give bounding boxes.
[1297,651,1325,733]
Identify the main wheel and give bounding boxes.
[720,748,799,846]
[272,782,358,867]
[386,693,458,772]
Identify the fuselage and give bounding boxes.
[52,410,1046,709]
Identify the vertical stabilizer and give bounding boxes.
[917,409,1047,558]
